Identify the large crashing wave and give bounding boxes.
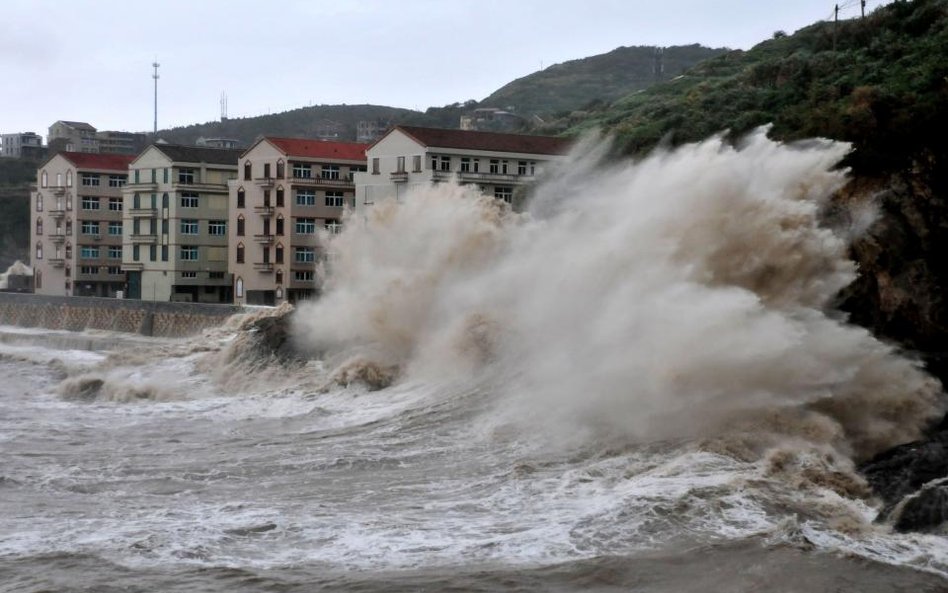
[293,128,943,461]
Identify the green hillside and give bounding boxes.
[0,159,35,272]
[482,44,727,116]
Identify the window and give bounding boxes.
[151,169,156,182]
[161,245,168,261]
[263,190,271,206]
[209,271,225,279]
[80,173,100,186]
[65,220,72,235]
[133,245,140,261]
[182,271,197,279]
[81,197,100,210]
[276,216,284,236]
[325,220,342,234]
[65,243,72,258]
[244,162,251,180]
[518,161,527,175]
[108,246,122,259]
[292,163,312,178]
[57,173,62,186]
[275,244,284,264]
[180,246,198,261]
[263,163,271,178]
[321,164,340,180]
[41,171,48,188]
[473,159,480,173]
[149,244,157,261]
[66,171,73,187]
[237,216,245,236]
[502,160,509,174]
[133,193,141,209]
[294,270,314,282]
[237,188,245,208]
[275,269,283,285]
[490,159,499,174]
[372,157,379,174]
[107,266,122,275]
[178,168,195,184]
[325,191,344,207]
[81,221,100,235]
[163,168,169,183]
[36,218,42,236]
[412,155,422,172]
[460,158,471,173]
[276,187,284,207]
[295,218,316,234]
[108,197,123,211]
[162,193,169,208]
[236,243,245,264]
[36,193,43,211]
[530,162,536,175]
[35,270,42,288]
[276,160,285,179]
[439,156,450,171]
[235,277,244,298]
[66,195,72,210]
[295,247,315,263]
[108,175,126,187]
[80,246,100,259]
[180,219,199,234]
[132,218,140,235]
[296,189,316,206]
[109,221,122,236]
[134,169,140,184]
[208,220,226,236]
[162,219,168,235]
[80,266,96,275]
[180,193,199,208]
[494,186,513,204]
[396,156,406,173]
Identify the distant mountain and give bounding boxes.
[479,44,728,116]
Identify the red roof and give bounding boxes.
[266,137,368,161]
[389,126,573,156]
[60,152,135,171]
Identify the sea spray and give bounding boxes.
[295,128,943,460]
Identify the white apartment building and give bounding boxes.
[30,152,134,297]
[1,132,43,159]
[354,126,573,209]
[122,144,241,302]
[229,136,367,306]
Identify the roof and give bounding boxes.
[384,125,573,156]
[150,144,243,166]
[56,152,135,171]
[57,120,97,132]
[264,137,368,161]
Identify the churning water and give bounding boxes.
[2,130,948,592]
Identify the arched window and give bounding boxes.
[235,277,244,298]
[275,242,284,264]
[65,242,72,259]
[244,161,252,181]
[276,186,284,207]
[41,171,48,188]
[276,160,285,179]
[236,243,245,264]
[65,193,72,210]
[36,217,43,236]
[66,170,73,187]
[237,187,245,208]
[35,242,43,260]
[56,173,62,187]
[36,193,43,212]
[34,269,42,289]
[236,215,245,236]
[65,219,72,235]
[162,192,169,208]
[275,269,283,284]
[275,214,284,236]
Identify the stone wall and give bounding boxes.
[0,292,243,337]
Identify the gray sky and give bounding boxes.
[1,0,884,138]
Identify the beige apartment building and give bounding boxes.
[30,152,134,297]
[354,126,573,210]
[122,144,241,302]
[229,137,367,306]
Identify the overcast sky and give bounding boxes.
[1,0,885,138]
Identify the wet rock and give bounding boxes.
[890,479,948,533]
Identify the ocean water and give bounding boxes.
[3,130,948,591]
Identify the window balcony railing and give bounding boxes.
[48,258,66,268]
[253,234,274,244]
[253,205,274,217]
[50,185,67,196]
[129,207,158,217]
[130,234,157,244]
[48,208,67,218]
[48,233,66,243]
[390,171,409,183]
[253,262,274,272]
[254,177,274,188]
[289,175,354,189]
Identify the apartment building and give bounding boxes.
[122,144,241,302]
[1,132,43,159]
[48,121,99,154]
[96,131,148,155]
[30,152,134,297]
[354,126,573,209]
[229,136,367,306]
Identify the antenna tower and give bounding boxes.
[220,91,228,121]
[152,60,160,136]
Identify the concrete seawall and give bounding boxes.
[0,293,243,337]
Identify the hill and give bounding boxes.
[481,44,727,116]
[0,158,36,273]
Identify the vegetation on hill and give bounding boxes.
[482,44,727,117]
[0,159,35,272]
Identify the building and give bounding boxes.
[229,136,368,306]
[354,126,573,209]
[122,144,241,302]
[1,132,44,159]
[196,137,242,149]
[48,121,99,154]
[459,108,525,132]
[96,131,148,155]
[30,152,135,297]
[356,119,388,143]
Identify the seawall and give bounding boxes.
[0,293,243,337]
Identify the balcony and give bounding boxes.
[48,258,66,268]
[253,262,274,273]
[125,181,158,191]
[48,208,67,219]
[253,234,274,244]
[129,207,158,217]
[289,175,354,189]
[130,234,157,244]
[390,171,409,183]
[48,233,66,243]
[254,177,274,188]
[121,262,144,271]
[50,185,67,196]
[431,169,525,184]
[253,205,274,217]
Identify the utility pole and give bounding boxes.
[152,60,160,137]
[833,4,839,52]
[861,0,866,18]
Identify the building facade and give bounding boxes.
[122,144,241,302]
[48,121,99,154]
[354,126,572,210]
[96,131,148,155]
[229,137,367,306]
[1,132,44,159]
[30,152,134,297]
